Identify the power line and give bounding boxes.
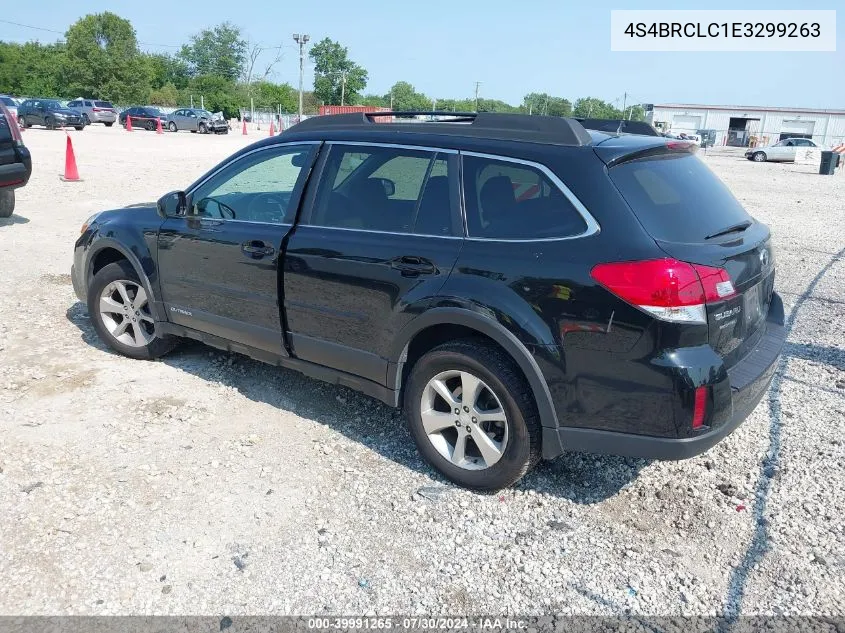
[0,18,182,48]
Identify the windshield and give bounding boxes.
[0,96,16,106]
[198,110,213,118]
[608,153,753,243]
[42,100,63,109]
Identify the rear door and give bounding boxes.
[157,142,319,355]
[283,142,463,383]
[605,146,775,368]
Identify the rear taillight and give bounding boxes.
[92,107,102,112]
[590,258,735,324]
[692,386,708,429]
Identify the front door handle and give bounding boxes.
[390,256,438,276]
[242,240,275,258]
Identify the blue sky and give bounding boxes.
[1,0,842,108]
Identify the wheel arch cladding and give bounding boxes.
[86,241,164,321]
[391,308,560,429]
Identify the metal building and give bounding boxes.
[646,103,845,148]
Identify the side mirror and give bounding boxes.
[373,177,395,197]
[157,190,186,218]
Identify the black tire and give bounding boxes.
[75,126,84,131]
[752,151,767,162]
[198,122,207,134]
[82,114,90,125]
[168,121,177,132]
[145,120,155,131]
[404,339,541,491]
[0,190,14,219]
[87,261,178,360]
[45,117,55,130]
[19,115,30,128]
[104,122,114,127]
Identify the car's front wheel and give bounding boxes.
[752,151,767,162]
[87,261,177,360]
[82,114,90,125]
[0,190,14,218]
[404,339,541,490]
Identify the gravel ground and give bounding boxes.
[0,125,843,617]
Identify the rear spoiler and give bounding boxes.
[575,118,661,137]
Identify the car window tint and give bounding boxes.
[462,155,587,240]
[311,145,453,235]
[95,101,112,108]
[191,147,311,224]
[68,101,79,107]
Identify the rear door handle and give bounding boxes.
[390,256,438,276]
[242,240,275,258]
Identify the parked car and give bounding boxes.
[118,106,168,131]
[71,112,785,490]
[0,95,18,119]
[167,108,229,134]
[745,138,822,162]
[0,100,32,218]
[17,99,85,130]
[66,98,117,126]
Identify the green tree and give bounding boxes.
[145,53,190,90]
[309,38,368,105]
[247,80,298,113]
[360,93,389,108]
[0,41,66,97]
[386,81,430,111]
[61,12,148,102]
[182,75,240,117]
[572,97,623,119]
[149,83,180,106]
[179,23,246,82]
[523,92,571,117]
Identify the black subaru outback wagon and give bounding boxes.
[72,112,785,490]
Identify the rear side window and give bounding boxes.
[608,154,752,242]
[310,145,456,236]
[67,101,80,107]
[95,101,113,108]
[462,155,588,239]
[0,97,16,106]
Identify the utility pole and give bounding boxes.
[292,33,310,117]
[474,81,481,112]
[340,70,347,106]
[389,90,394,110]
[622,92,627,115]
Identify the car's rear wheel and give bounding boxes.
[168,121,177,132]
[145,120,156,131]
[45,117,55,130]
[0,190,14,219]
[19,115,30,128]
[404,339,541,490]
[88,261,177,360]
[752,151,767,162]
[104,122,114,127]
[75,125,84,131]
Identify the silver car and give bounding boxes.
[66,99,118,126]
[167,108,229,134]
[745,137,821,162]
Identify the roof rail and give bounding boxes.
[574,118,660,137]
[292,111,593,146]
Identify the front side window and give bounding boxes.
[190,146,312,224]
[462,155,588,240]
[310,145,456,236]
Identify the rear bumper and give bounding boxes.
[91,112,117,123]
[543,293,787,460]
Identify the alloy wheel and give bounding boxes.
[98,280,155,347]
[420,370,509,470]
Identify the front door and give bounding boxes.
[157,143,318,355]
[284,142,463,384]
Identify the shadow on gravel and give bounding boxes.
[783,341,845,370]
[66,301,643,503]
[0,214,30,226]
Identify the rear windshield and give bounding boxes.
[94,101,113,108]
[1,96,16,106]
[608,154,752,242]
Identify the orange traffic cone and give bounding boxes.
[61,133,81,182]
[125,116,133,132]
[156,117,164,134]
[242,120,248,135]
[268,121,275,137]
